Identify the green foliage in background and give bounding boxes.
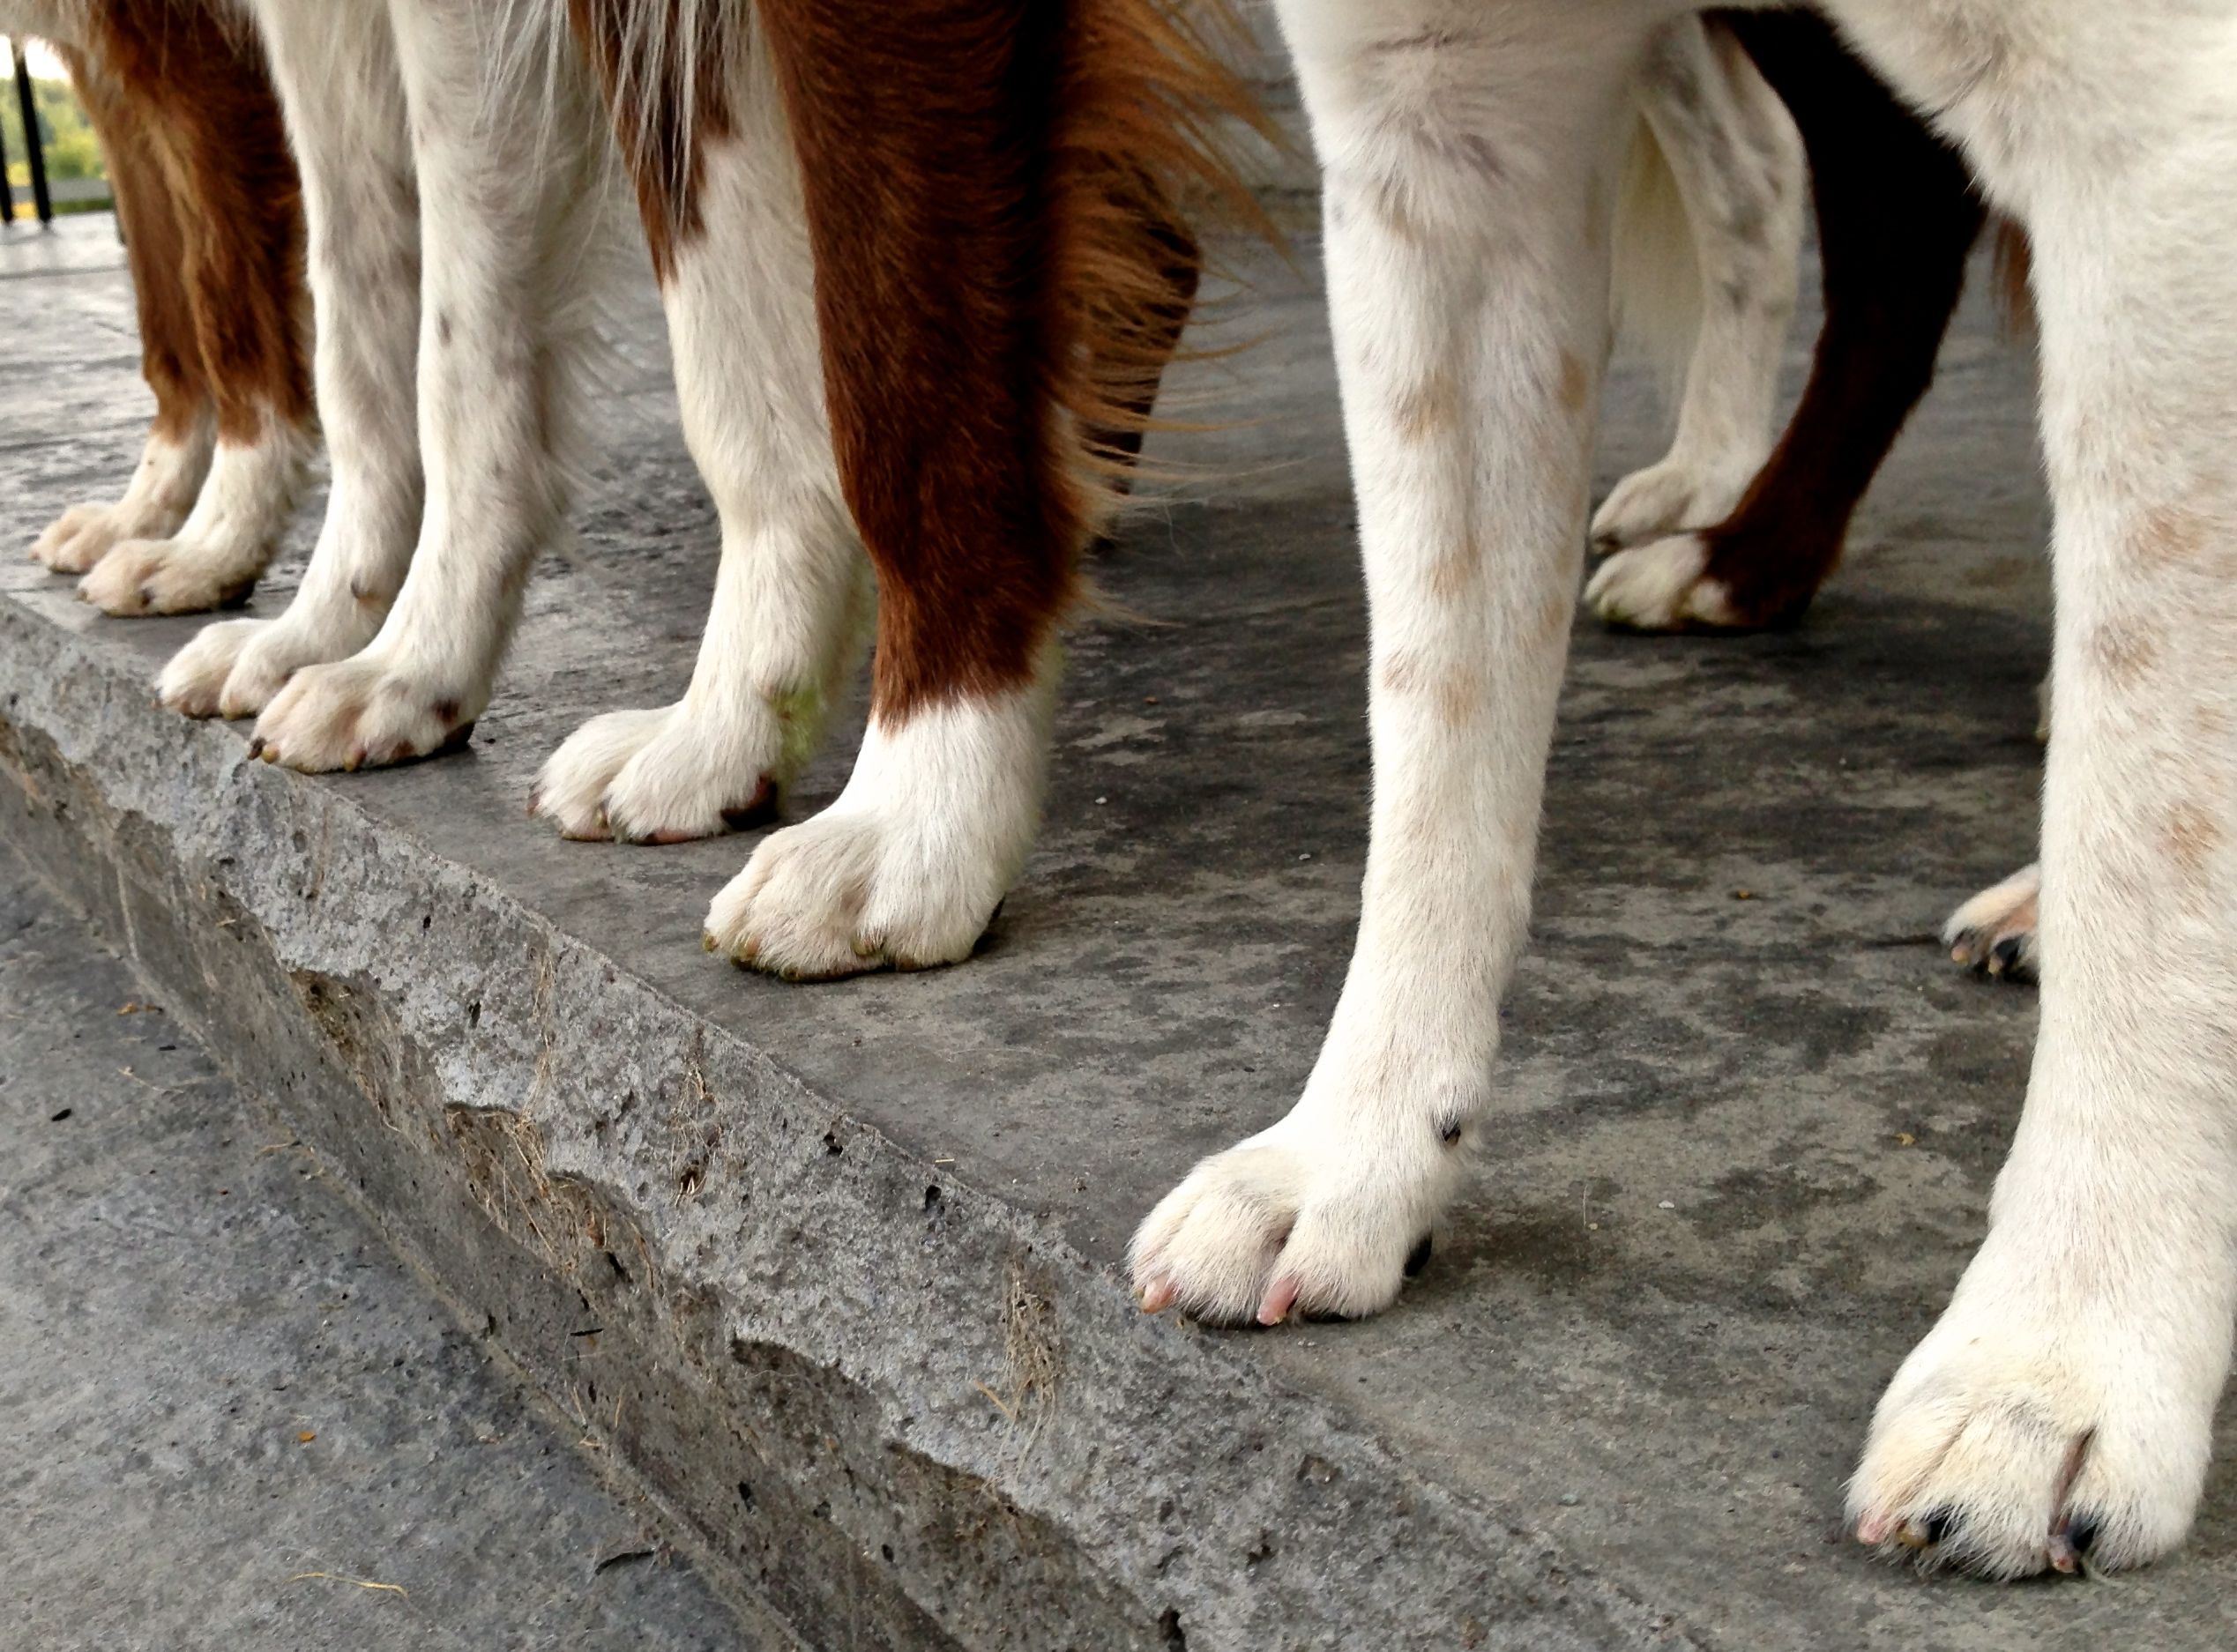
[3,72,108,186]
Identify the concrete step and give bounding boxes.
[4,216,2233,1651]
[0,836,786,1651]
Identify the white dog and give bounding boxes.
[1131,0,2237,1582]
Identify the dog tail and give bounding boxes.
[1048,0,1283,525]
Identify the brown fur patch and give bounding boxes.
[1377,651,1487,726]
[753,0,1271,721]
[570,0,737,285]
[1392,368,1461,443]
[2132,503,2213,571]
[1556,350,1589,416]
[2163,801,2223,880]
[2086,616,2159,686]
[79,0,310,445]
[1425,530,1485,600]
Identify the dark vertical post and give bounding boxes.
[0,39,15,223]
[12,41,51,225]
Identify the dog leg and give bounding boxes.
[1590,11,1987,633]
[1838,0,2237,1577]
[536,6,869,844]
[160,0,424,719]
[250,0,615,771]
[1135,0,1678,1323]
[29,44,215,577]
[1591,15,1803,554]
[71,1,314,615]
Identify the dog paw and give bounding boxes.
[1942,863,2040,984]
[534,703,786,844]
[78,535,258,616]
[1590,458,1751,553]
[249,652,479,772]
[1850,1280,2215,1577]
[158,607,382,721]
[32,501,179,576]
[1130,1111,1457,1326]
[704,805,1007,979]
[1584,532,1741,630]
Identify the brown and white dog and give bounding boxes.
[8,0,313,614]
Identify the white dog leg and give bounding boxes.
[1134,0,1681,1324]
[535,22,869,844]
[249,0,617,771]
[1591,16,1803,552]
[160,0,424,720]
[1836,0,2237,1577]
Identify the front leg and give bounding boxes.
[1837,0,2237,1576]
[160,0,425,721]
[1135,1,1659,1323]
[250,0,615,772]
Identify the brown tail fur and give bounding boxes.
[754,0,1273,720]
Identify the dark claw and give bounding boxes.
[247,737,266,760]
[1403,1234,1434,1277]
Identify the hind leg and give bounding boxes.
[160,0,423,720]
[1590,16,1802,553]
[29,44,214,576]
[1590,10,1986,632]
[536,9,869,844]
[1837,0,2237,1579]
[71,0,314,616]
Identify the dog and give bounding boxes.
[6,0,312,614]
[1116,0,2237,1584]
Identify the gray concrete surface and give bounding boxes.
[4,194,2233,1652]
[0,837,786,1650]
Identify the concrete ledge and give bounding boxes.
[8,220,2235,1650]
[0,584,1680,1652]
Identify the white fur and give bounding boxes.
[1136,0,2237,1580]
[1137,0,1654,1325]
[160,0,425,720]
[1582,527,1739,627]
[76,407,312,614]
[31,422,213,574]
[534,19,871,844]
[245,0,623,771]
[705,672,1056,979]
[1592,17,1802,551]
[1834,0,2237,1577]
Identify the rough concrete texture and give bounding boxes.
[3,193,2233,1652]
[0,837,783,1650]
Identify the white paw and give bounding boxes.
[1850,1259,2218,1577]
[1942,863,2040,984]
[1130,1110,1459,1326]
[533,700,796,845]
[1583,532,1738,630]
[1590,458,1752,552]
[31,502,182,576]
[703,694,1048,979]
[78,535,259,616]
[249,651,480,772]
[704,804,1006,979]
[157,606,382,721]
